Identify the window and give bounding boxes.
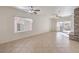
[14,17,33,33]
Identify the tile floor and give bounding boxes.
[0,32,79,53]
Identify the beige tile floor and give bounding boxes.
[0,32,79,53]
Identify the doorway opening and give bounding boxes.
[57,21,71,34]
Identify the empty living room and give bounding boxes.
[0,6,79,53]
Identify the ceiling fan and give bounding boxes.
[15,6,40,14]
[27,6,40,14]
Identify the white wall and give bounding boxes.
[50,18,57,32]
[0,7,50,44]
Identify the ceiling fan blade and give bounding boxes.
[34,9,40,11]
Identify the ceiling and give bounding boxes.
[15,6,78,17]
[34,6,78,16]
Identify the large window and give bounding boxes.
[14,17,33,33]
